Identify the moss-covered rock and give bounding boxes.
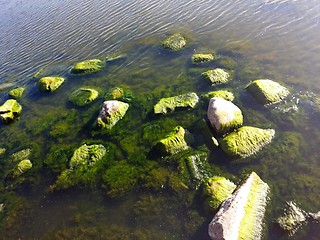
[246,79,290,105]
[10,148,32,162]
[0,147,6,157]
[154,126,189,156]
[207,97,243,135]
[69,88,99,107]
[220,126,275,158]
[202,176,236,213]
[10,159,32,179]
[37,76,65,92]
[97,100,129,129]
[161,33,187,51]
[192,53,216,64]
[105,87,133,102]
[70,59,105,74]
[0,99,22,124]
[8,87,25,99]
[154,92,199,114]
[202,68,232,85]
[202,90,234,102]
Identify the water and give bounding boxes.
[1,0,320,239]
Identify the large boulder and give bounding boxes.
[0,99,22,123]
[69,88,99,107]
[154,92,199,114]
[154,126,189,156]
[207,97,243,135]
[202,68,232,85]
[8,87,25,99]
[208,172,269,240]
[161,33,187,51]
[97,100,129,129]
[70,59,105,74]
[37,76,65,92]
[246,79,289,105]
[220,126,275,158]
[192,53,216,64]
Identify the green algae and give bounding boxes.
[202,90,235,102]
[220,126,275,158]
[161,33,187,51]
[8,87,25,99]
[202,68,232,85]
[70,59,105,74]
[0,99,22,123]
[0,148,5,157]
[192,53,216,64]
[37,76,65,92]
[10,159,32,179]
[69,87,99,107]
[105,86,133,102]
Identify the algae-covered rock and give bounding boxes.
[0,99,22,123]
[161,33,187,51]
[208,172,269,240]
[10,148,32,162]
[154,92,199,114]
[202,90,234,102]
[10,159,32,179]
[71,59,105,74]
[105,87,133,102]
[202,176,236,212]
[207,97,243,135]
[192,53,216,64]
[37,76,65,92]
[220,126,275,158]
[8,87,25,99]
[106,53,127,63]
[0,148,5,157]
[246,79,289,105]
[202,68,231,85]
[97,100,129,129]
[69,88,99,107]
[154,126,189,156]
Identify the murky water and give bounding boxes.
[1,0,320,239]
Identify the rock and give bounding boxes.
[207,97,243,135]
[0,203,4,213]
[70,59,105,74]
[105,87,133,102]
[192,53,216,64]
[0,99,22,123]
[154,92,199,114]
[276,201,307,236]
[202,68,232,85]
[215,57,237,70]
[10,159,32,179]
[208,172,269,240]
[37,76,65,92]
[220,126,275,158]
[309,211,320,222]
[0,148,5,157]
[202,176,236,213]
[246,79,289,105]
[161,33,187,51]
[202,90,234,102]
[106,53,127,63]
[10,148,32,162]
[8,87,25,99]
[69,88,99,107]
[154,126,189,156]
[97,100,129,129]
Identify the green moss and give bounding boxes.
[220,126,275,158]
[154,126,189,156]
[202,68,232,85]
[97,100,129,129]
[191,53,216,64]
[44,145,70,173]
[0,99,22,123]
[161,33,187,51]
[246,79,290,105]
[105,86,133,102]
[202,90,234,102]
[154,92,199,114]
[10,159,32,179]
[70,59,105,74]
[10,149,32,162]
[37,76,65,92]
[8,87,25,99]
[202,176,236,212]
[69,88,99,107]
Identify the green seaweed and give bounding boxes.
[69,88,99,107]
[201,90,234,102]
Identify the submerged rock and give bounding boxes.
[202,176,236,213]
[10,159,32,179]
[10,148,32,162]
[69,88,99,107]
[106,53,127,63]
[202,90,234,102]
[207,97,243,135]
[97,100,129,129]
[246,79,289,105]
[192,53,216,64]
[161,33,187,51]
[105,87,133,102]
[70,59,105,74]
[208,172,269,240]
[37,76,65,92]
[202,68,231,85]
[220,126,275,158]
[154,126,189,156]
[0,148,5,157]
[8,87,25,99]
[154,92,199,114]
[0,99,22,123]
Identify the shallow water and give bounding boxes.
[1,0,320,239]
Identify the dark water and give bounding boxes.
[1,0,320,239]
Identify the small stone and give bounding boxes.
[8,87,25,99]
[11,159,32,178]
[71,59,105,74]
[192,53,216,64]
[37,76,65,92]
[202,68,231,85]
[97,100,129,129]
[69,88,99,106]
[0,99,22,123]
[161,33,187,51]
